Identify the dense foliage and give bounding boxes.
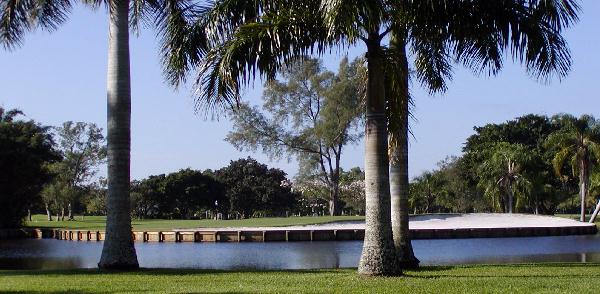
[410,114,599,216]
[0,108,58,228]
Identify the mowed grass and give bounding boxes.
[25,214,365,231]
[2,264,600,293]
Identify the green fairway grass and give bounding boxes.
[1,264,599,293]
[25,214,365,231]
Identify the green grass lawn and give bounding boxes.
[1,264,599,293]
[25,214,365,231]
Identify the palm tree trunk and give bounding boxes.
[98,0,139,269]
[508,185,514,214]
[389,32,419,269]
[358,33,399,276]
[68,203,73,220]
[579,160,589,222]
[45,203,52,221]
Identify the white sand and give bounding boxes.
[177,213,594,231]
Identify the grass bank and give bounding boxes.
[1,264,599,293]
[25,214,365,231]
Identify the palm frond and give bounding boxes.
[1,0,73,49]
[403,0,580,82]
[552,145,575,178]
[193,5,330,115]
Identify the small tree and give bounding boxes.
[227,58,364,216]
[47,121,106,220]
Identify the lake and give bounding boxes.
[2,234,600,270]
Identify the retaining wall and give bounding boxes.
[1,224,596,242]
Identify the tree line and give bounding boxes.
[409,114,600,222]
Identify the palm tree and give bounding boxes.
[1,0,188,269]
[163,0,579,275]
[385,0,579,268]
[478,142,531,213]
[547,114,600,222]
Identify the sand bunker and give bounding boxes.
[181,213,594,232]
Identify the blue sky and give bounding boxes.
[1,1,599,181]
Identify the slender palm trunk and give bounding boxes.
[508,184,514,214]
[45,203,52,221]
[358,33,399,276]
[28,209,32,222]
[579,160,589,222]
[389,33,419,269]
[99,0,139,269]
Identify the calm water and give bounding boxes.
[2,235,600,270]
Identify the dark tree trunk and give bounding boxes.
[358,33,400,276]
[99,0,139,269]
[329,184,340,216]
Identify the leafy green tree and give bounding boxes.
[82,180,108,216]
[0,107,58,228]
[216,158,298,218]
[227,57,364,216]
[409,171,449,214]
[477,142,532,213]
[163,169,227,219]
[546,114,600,221]
[48,121,106,220]
[130,175,166,219]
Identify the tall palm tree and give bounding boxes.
[384,0,579,268]
[163,0,579,275]
[547,114,600,222]
[1,0,188,269]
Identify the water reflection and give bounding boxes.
[2,234,600,270]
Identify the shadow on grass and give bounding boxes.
[3,263,600,278]
[0,267,347,277]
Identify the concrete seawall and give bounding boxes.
[1,224,596,242]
